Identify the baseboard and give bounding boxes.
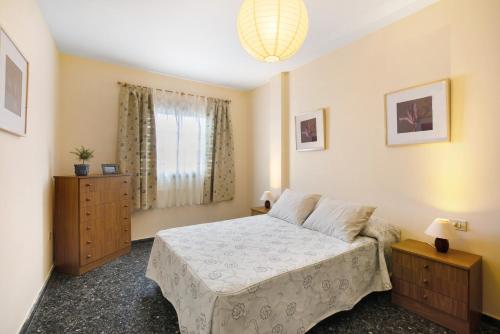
[18,265,54,334]
[482,313,500,326]
[132,237,154,244]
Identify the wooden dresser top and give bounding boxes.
[392,239,481,270]
[54,174,130,179]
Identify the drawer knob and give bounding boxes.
[86,240,92,245]
[124,241,130,244]
[423,279,428,284]
[123,180,128,184]
[86,198,91,202]
[86,226,92,230]
[124,228,129,232]
[123,193,128,196]
[423,264,429,269]
[87,254,92,258]
[124,217,128,220]
[124,205,128,208]
[423,294,428,300]
[85,183,92,187]
[86,212,91,216]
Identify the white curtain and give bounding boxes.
[154,91,207,208]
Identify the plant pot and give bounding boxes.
[74,164,90,176]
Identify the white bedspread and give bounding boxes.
[146,215,398,334]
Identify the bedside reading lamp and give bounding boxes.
[424,218,457,253]
[260,191,274,209]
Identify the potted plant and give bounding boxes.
[71,146,94,176]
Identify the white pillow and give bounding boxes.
[303,197,376,242]
[268,189,320,225]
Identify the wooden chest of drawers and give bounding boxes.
[391,239,482,334]
[54,175,131,275]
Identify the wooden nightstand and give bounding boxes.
[251,206,270,216]
[391,239,482,334]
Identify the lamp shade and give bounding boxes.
[260,191,275,202]
[424,218,456,239]
[237,0,309,63]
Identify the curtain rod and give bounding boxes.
[117,81,231,103]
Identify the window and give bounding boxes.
[154,92,207,208]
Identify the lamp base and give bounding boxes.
[434,238,449,253]
[264,200,271,209]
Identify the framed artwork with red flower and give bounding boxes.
[385,79,449,146]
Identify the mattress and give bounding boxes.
[146,214,397,334]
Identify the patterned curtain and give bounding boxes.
[117,84,157,210]
[202,98,235,204]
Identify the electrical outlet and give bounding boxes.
[450,219,468,232]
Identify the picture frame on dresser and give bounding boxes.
[0,26,29,136]
[102,163,120,175]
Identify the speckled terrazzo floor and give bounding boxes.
[24,240,500,334]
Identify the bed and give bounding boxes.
[146,214,400,334]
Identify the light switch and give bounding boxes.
[450,219,468,232]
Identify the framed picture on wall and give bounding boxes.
[295,109,325,151]
[0,27,29,136]
[385,79,450,146]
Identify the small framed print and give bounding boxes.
[385,79,450,146]
[295,109,325,151]
[101,163,120,175]
[0,27,29,136]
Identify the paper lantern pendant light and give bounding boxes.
[237,0,309,63]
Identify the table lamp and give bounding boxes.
[424,218,456,253]
[260,191,274,209]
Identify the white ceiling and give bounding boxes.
[37,0,436,90]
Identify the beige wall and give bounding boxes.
[250,73,289,205]
[260,0,498,318]
[58,55,251,240]
[0,0,59,332]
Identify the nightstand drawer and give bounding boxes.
[393,250,468,302]
[420,288,468,320]
[393,278,468,320]
[393,277,420,299]
[393,250,431,283]
[424,261,468,302]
